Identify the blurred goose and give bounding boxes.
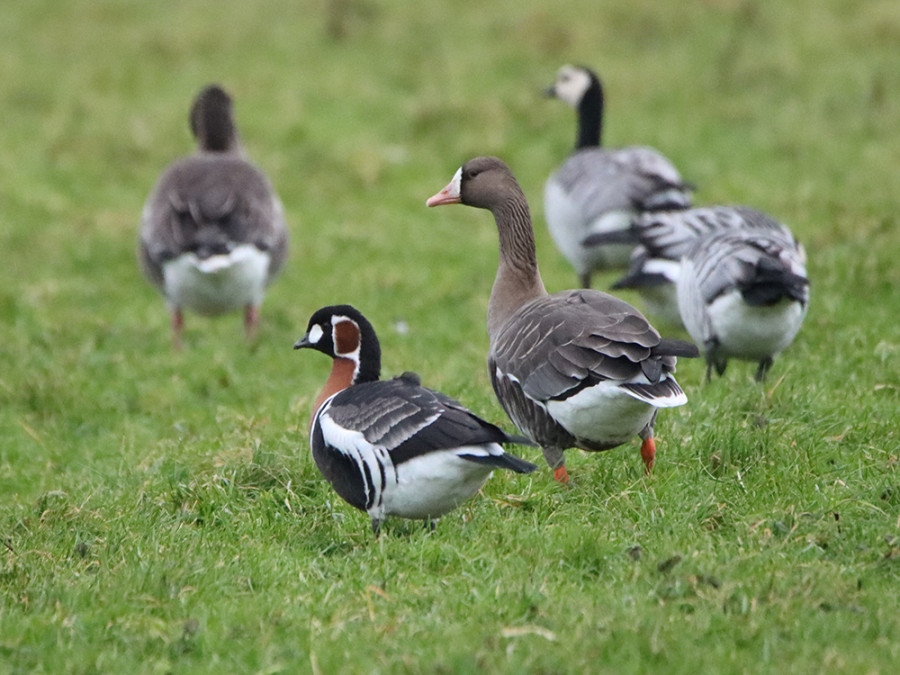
[586,206,797,327]
[543,64,693,288]
[427,157,698,482]
[676,226,809,381]
[294,304,537,535]
[139,85,289,349]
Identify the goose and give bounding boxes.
[294,304,537,535]
[584,205,798,327]
[676,227,809,382]
[139,84,289,349]
[426,157,698,482]
[543,64,693,288]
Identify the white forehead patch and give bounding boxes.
[306,324,324,344]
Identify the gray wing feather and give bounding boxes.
[139,154,288,285]
[677,228,809,347]
[490,290,681,403]
[489,363,576,450]
[687,230,808,305]
[632,206,791,260]
[553,147,692,219]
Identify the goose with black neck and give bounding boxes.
[295,304,537,535]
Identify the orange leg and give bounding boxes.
[171,309,184,351]
[553,466,570,483]
[640,437,656,474]
[244,305,260,342]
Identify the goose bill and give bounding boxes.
[425,168,462,207]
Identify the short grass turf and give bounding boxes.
[2,0,899,672]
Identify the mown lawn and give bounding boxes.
[1,1,899,672]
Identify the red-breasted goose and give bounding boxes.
[295,304,537,535]
[427,157,698,482]
[544,65,693,288]
[584,205,800,328]
[676,226,809,382]
[139,85,289,349]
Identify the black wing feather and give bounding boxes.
[324,378,534,468]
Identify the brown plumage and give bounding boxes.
[139,85,289,348]
[427,156,697,482]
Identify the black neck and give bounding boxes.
[575,78,603,149]
[354,354,381,384]
[353,325,382,384]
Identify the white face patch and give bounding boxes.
[553,65,592,109]
[306,323,324,345]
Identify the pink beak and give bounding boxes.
[425,168,462,207]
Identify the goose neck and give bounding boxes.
[310,357,358,431]
[487,198,547,338]
[575,83,603,149]
[197,112,238,153]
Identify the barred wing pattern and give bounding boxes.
[488,290,695,454]
[553,147,692,219]
[677,228,810,379]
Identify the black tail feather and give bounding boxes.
[582,229,637,248]
[611,271,670,290]
[654,338,700,358]
[459,452,539,474]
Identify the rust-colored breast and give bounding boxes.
[310,357,356,432]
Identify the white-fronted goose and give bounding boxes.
[543,64,693,288]
[677,226,809,382]
[295,304,537,535]
[585,206,798,327]
[427,157,698,482]
[139,85,289,349]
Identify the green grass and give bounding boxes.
[2,0,899,672]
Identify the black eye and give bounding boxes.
[466,168,481,179]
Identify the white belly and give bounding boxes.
[634,259,682,326]
[544,180,633,273]
[546,383,656,447]
[379,447,496,520]
[707,291,807,360]
[162,244,270,315]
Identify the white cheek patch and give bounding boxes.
[306,324,324,344]
[555,67,591,108]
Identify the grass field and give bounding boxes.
[2,0,899,672]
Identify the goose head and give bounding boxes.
[425,156,525,212]
[544,64,598,109]
[295,304,382,385]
